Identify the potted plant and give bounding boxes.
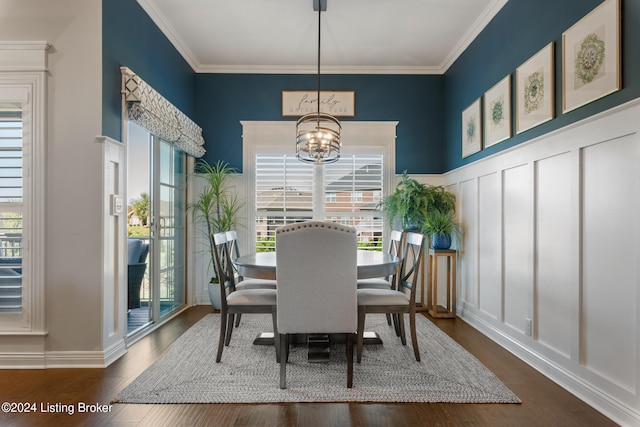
[380,171,456,232]
[421,209,460,250]
[188,159,243,310]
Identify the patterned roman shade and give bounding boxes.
[121,66,205,158]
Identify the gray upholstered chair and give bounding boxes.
[356,231,424,363]
[212,231,279,363]
[276,221,357,389]
[127,238,149,310]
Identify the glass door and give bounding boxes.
[126,123,186,337]
[153,139,186,319]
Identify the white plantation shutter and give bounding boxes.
[323,155,384,249]
[255,155,314,250]
[0,114,22,313]
[255,153,384,251]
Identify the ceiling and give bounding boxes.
[137,0,508,75]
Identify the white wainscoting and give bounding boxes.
[445,98,640,426]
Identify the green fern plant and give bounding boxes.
[380,171,456,231]
[421,209,460,238]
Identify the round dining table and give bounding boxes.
[234,250,400,281]
[233,250,400,358]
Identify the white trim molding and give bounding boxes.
[95,136,128,368]
[0,42,49,366]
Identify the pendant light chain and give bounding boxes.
[295,0,342,164]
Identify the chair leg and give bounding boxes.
[234,313,242,327]
[279,334,287,389]
[357,306,366,363]
[398,312,407,345]
[346,333,354,388]
[409,310,420,362]
[394,313,402,337]
[216,311,227,363]
[272,308,280,363]
[224,313,235,346]
[385,313,392,326]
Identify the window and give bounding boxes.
[0,110,22,313]
[255,153,384,250]
[0,47,47,333]
[243,121,396,253]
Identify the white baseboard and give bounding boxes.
[0,353,46,369]
[43,339,127,368]
[458,309,640,427]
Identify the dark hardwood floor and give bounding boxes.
[0,306,616,427]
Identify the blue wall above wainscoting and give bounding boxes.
[443,0,640,171]
[102,0,195,142]
[194,74,443,172]
[103,0,640,174]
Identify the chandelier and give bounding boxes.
[296,0,341,164]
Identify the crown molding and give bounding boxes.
[0,42,49,72]
[195,63,445,75]
[440,0,508,71]
[136,0,201,71]
[137,0,507,76]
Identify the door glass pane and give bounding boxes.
[158,139,185,318]
[126,123,151,335]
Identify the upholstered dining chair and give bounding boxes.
[356,231,424,363]
[212,231,279,363]
[226,230,277,328]
[276,221,357,389]
[356,230,403,326]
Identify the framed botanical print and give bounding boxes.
[516,42,554,134]
[483,75,511,147]
[461,98,482,158]
[562,0,621,113]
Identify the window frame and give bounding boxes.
[0,42,47,333]
[242,121,397,253]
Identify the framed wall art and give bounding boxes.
[282,90,355,117]
[461,98,482,158]
[516,42,554,134]
[562,0,620,113]
[483,75,511,147]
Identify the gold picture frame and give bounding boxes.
[516,42,554,134]
[462,98,482,158]
[562,0,621,113]
[484,75,512,147]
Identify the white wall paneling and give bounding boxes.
[535,152,572,359]
[97,136,127,368]
[478,172,501,321]
[502,163,533,335]
[459,178,479,311]
[581,134,638,399]
[445,98,640,425]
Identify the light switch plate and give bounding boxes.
[110,194,123,216]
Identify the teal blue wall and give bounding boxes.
[103,0,640,174]
[194,74,443,172]
[444,0,640,171]
[102,0,195,141]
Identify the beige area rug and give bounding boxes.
[115,313,520,404]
